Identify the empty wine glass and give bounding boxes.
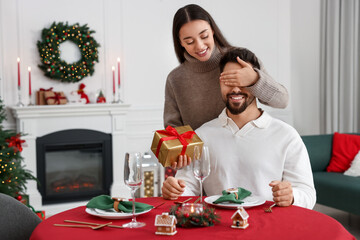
[122,152,146,228]
[192,145,211,203]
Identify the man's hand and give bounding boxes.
[269,180,294,207]
[219,57,259,87]
[171,155,192,169]
[162,176,186,200]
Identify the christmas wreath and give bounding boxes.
[169,204,220,228]
[37,22,100,83]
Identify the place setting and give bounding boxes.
[204,187,266,210]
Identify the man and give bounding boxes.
[162,47,316,209]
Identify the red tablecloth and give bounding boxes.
[30,197,355,240]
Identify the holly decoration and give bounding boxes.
[0,100,37,197]
[37,22,100,83]
[169,204,220,228]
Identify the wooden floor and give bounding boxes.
[313,204,360,239]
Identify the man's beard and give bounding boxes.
[225,92,255,115]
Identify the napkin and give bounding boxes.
[86,195,153,213]
[213,187,251,204]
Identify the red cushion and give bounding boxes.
[327,132,360,172]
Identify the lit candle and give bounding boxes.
[17,57,21,87]
[28,67,31,96]
[112,66,115,94]
[117,57,121,86]
[181,203,204,215]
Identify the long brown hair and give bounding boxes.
[172,4,232,63]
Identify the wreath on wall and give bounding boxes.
[37,22,100,83]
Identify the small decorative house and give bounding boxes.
[155,212,177,235]
[231,207,249,229]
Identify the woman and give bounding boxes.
[164,4,288,131]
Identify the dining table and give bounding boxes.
[30,196,355,240]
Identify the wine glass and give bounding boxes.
[192,145,211,203]
[122,152,146,228]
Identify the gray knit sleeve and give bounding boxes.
[163,77,183,128]
[246,59,289,108]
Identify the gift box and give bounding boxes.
[28,205,46,220]
[36,87,53,105]
[35,211,46,220]
[44,91,67,105]
[151,125,203,167]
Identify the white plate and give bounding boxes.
[85,208,152,219]
[204,195,266,209]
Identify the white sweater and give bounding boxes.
[175,109,316,209]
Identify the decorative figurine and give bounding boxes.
[77,83,90,104]
[96,90,106,103]
[231,207,249,229]
[155,212,177,235]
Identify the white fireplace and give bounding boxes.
[11,103,132,216]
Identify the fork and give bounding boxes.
[54,222,112,230]
[264,203,277,213]
[64,220,123,229]
[174,197,192,205]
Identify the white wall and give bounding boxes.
[0,0,324,137]
[290,0,321,135]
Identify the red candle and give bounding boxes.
[17,57,21,87]
[112,66,115,94]
[28,67,32,96]
[117,57,121,86]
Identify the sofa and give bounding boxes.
[301,134,360,215]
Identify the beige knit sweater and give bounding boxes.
[163,47,289,130]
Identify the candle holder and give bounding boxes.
[112,92,117,103]
[17,86,24,107]
[116,85,123,103]
[181,203,204,215]
[28,96,33,106]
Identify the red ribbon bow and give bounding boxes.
[155,126,196,158]
[6,134,25,153]
[46,92,66,104]
[39,87,53,92]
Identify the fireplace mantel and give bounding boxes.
[11,103,131,138]
[12,103,130,118]
[10,103,131,216]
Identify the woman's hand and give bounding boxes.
[220,57,259,87]
[171,155,192,169]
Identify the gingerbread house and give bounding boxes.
[154,212,177,235]
[231,207,249,229]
